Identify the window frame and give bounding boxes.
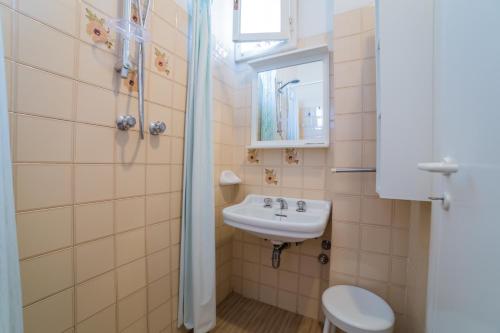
[233,0,298,63]
[232,0,291,42]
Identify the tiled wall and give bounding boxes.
[229,32,334,321]
[328,6,431,332]
[2,0,188,332]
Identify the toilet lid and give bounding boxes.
[322,285,395,332]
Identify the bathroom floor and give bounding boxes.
[213,293,322,333]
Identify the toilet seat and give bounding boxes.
[322,285,395,333]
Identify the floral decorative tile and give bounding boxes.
[265,168,278,185]
[84,8,114,50]
[154,47,171,76]
[247,149,259,164]
[123,69,139,93]
[285,148,299,164]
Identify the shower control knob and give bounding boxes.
[149,121,167,135]
[318,253,329,265]
[116,115,136,131]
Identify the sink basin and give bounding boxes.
[223,194,331,243]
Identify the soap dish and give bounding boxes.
[219,170,242,186]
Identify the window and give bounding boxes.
[233,0,297,62]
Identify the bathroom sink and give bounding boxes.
[223,194,331,243]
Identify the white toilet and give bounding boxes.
[321,285,395,333]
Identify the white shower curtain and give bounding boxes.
[0,23,24,333]
[177,0,215,332]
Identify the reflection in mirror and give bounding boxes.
[257,61,324,142]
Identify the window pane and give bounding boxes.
[240,0,282,34]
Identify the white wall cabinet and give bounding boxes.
[375,0,434,201]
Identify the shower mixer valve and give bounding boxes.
[116,115,136,131]
[149,121,166,135]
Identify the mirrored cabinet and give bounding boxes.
[248,45,330,148]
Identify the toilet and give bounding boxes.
[321,285,395,333]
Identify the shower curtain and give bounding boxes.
[178,0,215,332]
[0,24,24,333]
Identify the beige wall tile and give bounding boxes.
[148,300,172,333]
[335,113,363,141]
[334,34,362,63]
[146,165,170,194]
[392,229,409,257]
[334,60,363,88]
[76,237,114,283]
[331,247,358,275]
[21,248,74,305]
[170,137,184,164]
[361,197,392,226]
[116,130,146,164]
[151,14,176,52]
[0,5,12,57]
[169,191,182,219]
[277,290,297,313]
[259,285,277,306]
[16,64,74,120]
[146,221,170,254]
[75,124,114,163]
[303,167,326,190]
[149,73,173,107]
[18,0,78,35]
[279,271,299,293]
[115,196,146,233]
[242,262,259,283]
[359,252,390,281]
[74,164,114,203]
[118,288,147,331]
[361,225,391,254]
[78,42,116,90]
[334,141,363,168]
[116,228,146,266]
[16,207,73,259]
[16,115,73,162]
[146,193,170,224]
[335,86,362,114]
[76,83,116,127]
[17,14,75,77]
[76,304,116,333]
[16,164,73,211]
[334,9,361,38]
[76,271,116,322]
[391,257,407,285]
[332,221,359,249]
[75,201,114,243]
[117,258,147,299]
[148,275,171,310]
[298,295,319,320]
[23,288,74,333]
[332,195,361,222]
[116,164,146,198]
[170,164,183,192]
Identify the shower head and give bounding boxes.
[278,79,300,93]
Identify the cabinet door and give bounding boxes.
[375,0,433,201]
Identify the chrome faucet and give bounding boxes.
[276,198,288,210]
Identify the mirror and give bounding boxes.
[249,45,330,148]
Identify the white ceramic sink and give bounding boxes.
[223,194,331,243]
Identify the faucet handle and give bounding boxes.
[296,200,306,212]
[263,198,273,208]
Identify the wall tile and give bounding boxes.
[76,271,116,322]
[147,249,170,283]
[17,14,75,77]
[116,228,145,266]
[361,197,392,226]
[75,124,115,163]
[20,248,74,305]
[115,196,146,233]
[359,252,390,281]
[146,193,170,224]
[18,0,78,35]
[76,304,116,333]
[16,115,73,162]
[148,274,171,310]
[117,258,147,299]
[76,237,114,283]
[361,225,391,254]
[146,221,171,254]
[332,221,359,249]
[334,9,361,38]
[16,207,73,259]
[16,164,73,211]
[75,201,114,243]
[76,83,116,127]
[146,165,170,194]
[115,164,146,198]
[23,288,74,333]
[117,289,147,331]
[74,164,114,203]
[16,64,74,120]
